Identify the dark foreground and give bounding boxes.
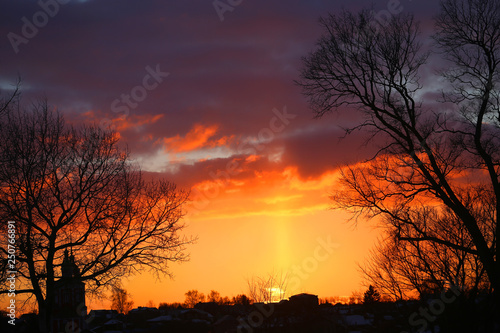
[2,293,499,333]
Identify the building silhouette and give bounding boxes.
[51,249,86,333]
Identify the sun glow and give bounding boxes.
[267,287,286,302]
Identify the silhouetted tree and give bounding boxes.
[220,296,231,305]
[298,0,500,317]
[232,294,252,306]
[159,302,183,310]
[184,290,205,308]
[0,80,19,118]
[111,286,134,314]
[349,290,363,305]
[363,285,381,304]
[0,99,193,333]
[360,217,490,301]
[207,290,221,304]
[247,271,288,303]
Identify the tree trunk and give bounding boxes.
[37,302,50,333]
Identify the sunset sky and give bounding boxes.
[0,0,440,309]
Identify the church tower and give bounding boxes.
[51,249,87,332]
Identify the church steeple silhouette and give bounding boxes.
[52,249,86,332]
[61,249,80,279]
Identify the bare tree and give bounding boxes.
[0,79,20,118]
[232,294,252,306]
[359,195,491,301]
[298,0,500,312]
[207,290,222,304]
[111,286,134,315]
[247,271,288,303]
[348,290,363,305]
[184,290,205,308]
[0,101,192,332]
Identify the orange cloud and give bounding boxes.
[256,194,304,205]
[245,154,260,163]
[161,123,234,153]
[186,164,339,222]
[112,114,164,132]
[82,110,164,132]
